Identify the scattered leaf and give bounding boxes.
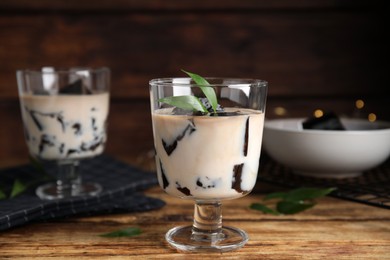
[10,179,27,198]
[276,200,316,215]
[99,227,142,238]
[283,187,336,202]
[0,158,53,200]
[263,191,287,201]
[250,203,280,215]
[251,187,336,215]
[0,189,6,200]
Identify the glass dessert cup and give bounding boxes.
[16,67,110,200]
[150,77,268,252]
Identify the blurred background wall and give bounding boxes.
[0,0,388,165]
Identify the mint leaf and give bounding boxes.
[250,203,280,215]
[276,200,316,215]
[10,179,27,198]
[251,187,336,215]
[157,70,219,113]
[0,158,53,200]
[284,187,336,202]
[0,189,6,200]
[99,227,142,238]
[264,188,335,202]
[182,70,218,113]
[263,191,287,201]
[159,95,207,112]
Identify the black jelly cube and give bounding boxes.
[302,112,346,130]
[59,79,92,94]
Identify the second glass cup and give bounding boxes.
[16,67,110,200]
[150,76,268,252]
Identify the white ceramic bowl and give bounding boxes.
[263,118,390,178]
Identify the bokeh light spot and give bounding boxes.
[314,109,323,118]
[355,99,365,109]
[368,113,377,122]
[274,106,287,116]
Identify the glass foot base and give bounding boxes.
[165,225,248,252]
[36,182,103,200]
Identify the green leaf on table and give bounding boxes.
[0,188,6,200]
[276,200,316,215]
[182,70,218,113]
[99,227,142,238]
[251,187,336,215]
[264,187,335,202]
[159,95,207,113]
[10,179,27,198]
[250,203,280,215]
[0,157,53,200]
[283,187,336,202]
[263,191,288,201]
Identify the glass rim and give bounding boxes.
[149,77,268,88]
[16,67,110,75]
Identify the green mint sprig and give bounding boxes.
[250,187,336,215]
[158,95,207,113]
[158,70,218,113]
[99,227,142,238]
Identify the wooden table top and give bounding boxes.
[0,159,389,259]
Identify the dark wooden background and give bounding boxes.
[0,0,389,166]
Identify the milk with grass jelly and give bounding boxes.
[20,93,109,160]
[152,107,264,200]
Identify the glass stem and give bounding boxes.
[56,160,81,197]
[192,201,224,243]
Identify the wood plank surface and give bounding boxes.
[0,185,389,259]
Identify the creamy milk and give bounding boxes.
[152,107,264,200]
[20,93,109,160]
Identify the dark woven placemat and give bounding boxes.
[258,155,390,209]
[0,154,165,231]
